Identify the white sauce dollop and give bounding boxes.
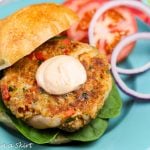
[36,55,87,95]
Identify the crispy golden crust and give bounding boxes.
[0,37,112,131]
[0,3,79,70]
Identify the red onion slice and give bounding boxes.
[117,63,150,75]
[111,33,150,100]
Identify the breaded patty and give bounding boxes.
[0,37,112,132]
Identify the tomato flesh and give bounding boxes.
[35,52,45,61]
[1,85,10,101]
[93,7,137,62]
[77,8,96,31]
[129,7,150,25]
[64,0,108,42]
[64,0,95,11]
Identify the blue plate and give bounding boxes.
[0,1,150,150]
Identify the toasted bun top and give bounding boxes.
[0,3,79,70]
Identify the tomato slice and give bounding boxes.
[129,7,150,25]
[64,1,137,62]
[93,7,137,62]
[63,0,92,11]
[67,2,101,41]
[64,0,108,42]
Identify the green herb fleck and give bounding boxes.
[38,60,43,65]
[23,87,28,92]
[58,45,65,49]
[39,87,46,93]
[8,86,15,92]
[89,66,93,70]
[82,92,89,100]
[65,117,76,123]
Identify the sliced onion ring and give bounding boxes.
[88,0,150,45]
[111,33,150,100]
[117,63,150,75]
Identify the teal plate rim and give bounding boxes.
[0,1,150,150]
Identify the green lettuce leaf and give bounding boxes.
[64,118,108,142]
[0,82,122,144]
[98,81,122,119]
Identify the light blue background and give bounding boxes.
[0,0,150,150]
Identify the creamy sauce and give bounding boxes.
[36,55,87,95]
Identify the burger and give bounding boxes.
[0,3,122,144]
